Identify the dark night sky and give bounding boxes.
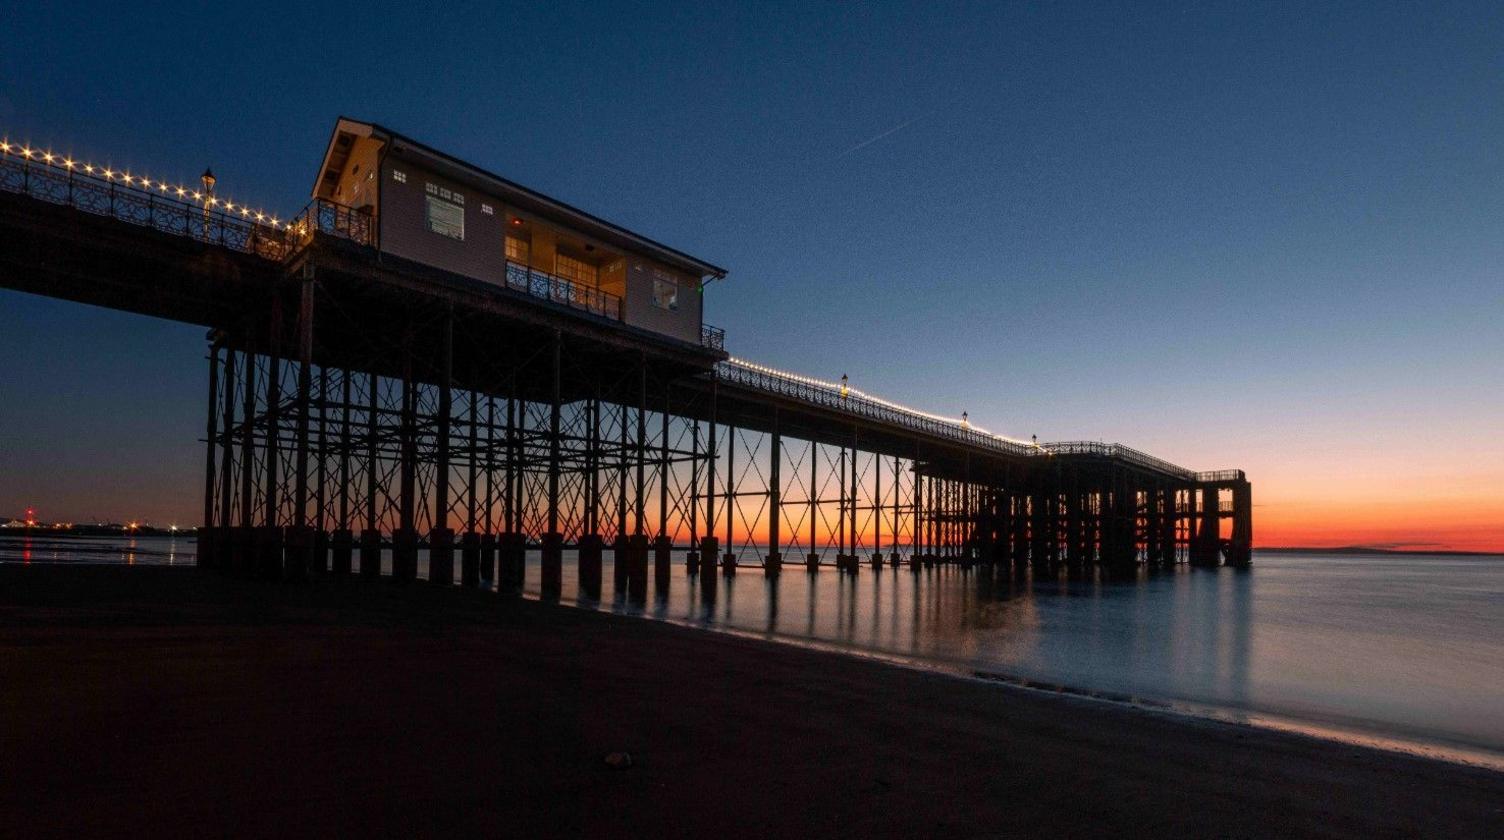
[1,1,1501,548]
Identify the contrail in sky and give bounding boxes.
[836,117,917,158]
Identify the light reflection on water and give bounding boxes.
[7,538,1504,763]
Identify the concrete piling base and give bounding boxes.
[460,531,481,587]
[613,535,631,593]
[764,551,782,575]
[498,532,525,593]
[540,533,563,599]
[698,537,719,576]
[359,529,382,578]
[479,533,496,583]
[428,528,455,586]
[391,528,419,583]
[805,552,820,572]
[578,534,604,599]
[653,536,673,589]
[628,534,650,599]
[331,528,353,576]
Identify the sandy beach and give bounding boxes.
[3,564,1502,839]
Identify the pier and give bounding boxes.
[0,119,1251,596]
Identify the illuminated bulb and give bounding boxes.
[176,187,185,196]
[0,142,10,151]
[64,159,75,168]
[42,152,55,162]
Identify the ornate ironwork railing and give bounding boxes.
[1038,441,1196,480]
[286,198,374,249]
[716,358,1219,478]
[700,323,726,351]
[503,262,622,320]
[715,359,1038,458]
[0,151,293,260]
[1195,469,1246,483]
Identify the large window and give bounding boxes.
[652,277,679,311]
[505,234,529,264]
[424,183,465,240]
[555,252,598,285]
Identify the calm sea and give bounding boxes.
[6,535,1503,766]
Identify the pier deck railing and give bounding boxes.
[716,360,1219,479]
[1,150,292,260]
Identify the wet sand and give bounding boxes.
[2,565,1502,839]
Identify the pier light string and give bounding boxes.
[724,357,1035,448]
[0,135,287,229]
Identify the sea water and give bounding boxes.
[7,537,1502,765]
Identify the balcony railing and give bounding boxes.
[503,262,621,320]
[701,323,726,351]
[286,198,374,249]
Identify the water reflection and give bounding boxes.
[9,540,1503,758]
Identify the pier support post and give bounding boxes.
[201,338,221,568]
[1229,480,1253,567]
[541,330,563,599]
[429,307,455,586]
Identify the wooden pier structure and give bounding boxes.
[0,121,1252,597]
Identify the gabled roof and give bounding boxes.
[312,117,727,280]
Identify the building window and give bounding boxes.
[652,278,679,311]
[556,252,598,285]
[426,195,465,240]
[505,234,529,264]
[481,203,494,215]
[424,182,464,204]
[393,169,407,183]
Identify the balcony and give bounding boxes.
[503,261,621,320]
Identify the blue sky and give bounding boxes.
[2,1,1502,545]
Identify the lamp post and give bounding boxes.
[200,168,216,239]
[839,373,849,400]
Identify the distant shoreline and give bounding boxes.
[1259,546,1501,557]
[0,526,186,538]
